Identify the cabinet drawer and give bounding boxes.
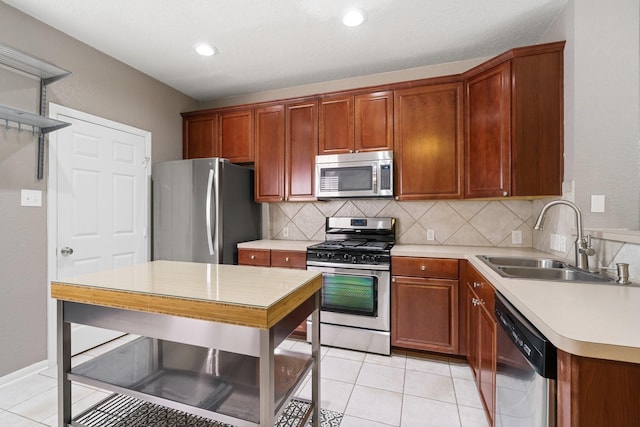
[271,250,306,269]
[392,257,459,279]
[238,249,271,266]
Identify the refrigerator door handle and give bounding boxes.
[205,168,215,256]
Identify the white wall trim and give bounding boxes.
[46,103,152,367]
[0,360,48,388]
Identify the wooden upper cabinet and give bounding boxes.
[394,82,463,200]
[355,91,393,152]
[465,62,512,198]
[254,105,285,202]
[319,91,393,155]
[218,109,255,163]
[464,41,564,198]
[286,100,318,201]
[182,113,217,159]
[319,95,354,154]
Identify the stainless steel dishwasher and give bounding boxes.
[494,292,557,427]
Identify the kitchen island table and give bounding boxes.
[51,260,322,427]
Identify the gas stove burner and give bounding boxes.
[306,217,396,268]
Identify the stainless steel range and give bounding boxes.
[306,217,395,355]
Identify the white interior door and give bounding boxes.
[48,104,151,358]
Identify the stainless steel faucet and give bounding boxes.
[534,200,595,271]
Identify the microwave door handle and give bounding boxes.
[372,165,377,193]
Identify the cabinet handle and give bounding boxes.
[421,265,426,271]
[473,281,483,288]
[250,255,256,260]
[285,257,290,262]
[471,297,485,307]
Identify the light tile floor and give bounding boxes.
[0,335,489,427]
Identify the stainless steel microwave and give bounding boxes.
[315,150,394,199]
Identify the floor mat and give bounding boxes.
[72,393,342,427]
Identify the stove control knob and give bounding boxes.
[343,253,351,261]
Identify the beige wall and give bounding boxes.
[540,0,640,230]
[0,2,197,377]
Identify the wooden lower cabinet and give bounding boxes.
[557,350,640,427]
[391,257,459,354]
[238,248,308,336]
[466,264,496,427]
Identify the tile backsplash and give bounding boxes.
[266,197,639,280]
[268,199,535,247]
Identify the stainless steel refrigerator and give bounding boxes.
[152,158,262,264]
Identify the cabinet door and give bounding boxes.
[467,281,480,381]
[355,91,393,152]
[392,276,459,354]
[254,105,285,202]
[394,83,463,200]
[465,61,511,198]
[479,302,496,427]
[183,114,217,159]
[286,100,318,201]
[319,95,354,154]
[218,109,255,163]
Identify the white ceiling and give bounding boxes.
[3,0,567,102]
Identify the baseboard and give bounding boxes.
[0,360,48,388]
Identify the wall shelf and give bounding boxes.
[0,105,70,134]
[0,42,71,179]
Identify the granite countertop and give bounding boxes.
[51,260,322,329]
[239,239,640,364]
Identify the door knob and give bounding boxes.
[60,247,74,256]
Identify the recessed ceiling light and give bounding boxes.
[194,43,217,56]
[342,10,365,27]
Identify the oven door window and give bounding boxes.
[321,273,377,316]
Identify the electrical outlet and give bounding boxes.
[427,229,435,241]
[511,230,522,244]
[282,226,289,238]
[21,189,42,207]
[557,235,566,252]
[550,233,567,252]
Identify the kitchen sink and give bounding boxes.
[495,266,612,282]
[480,256,568,269]
[477,255,616,283]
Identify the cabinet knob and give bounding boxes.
[502,191,509,197]
[285,257,290,262]
[392,277,396,283]
[250,255,256,260]
[420,265,426,271]
[473,281,482,288]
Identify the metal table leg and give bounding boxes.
[259,327,275,426]
[311,290,321,427]
[57,300,71,426]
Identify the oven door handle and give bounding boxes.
[306,261,390,271]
